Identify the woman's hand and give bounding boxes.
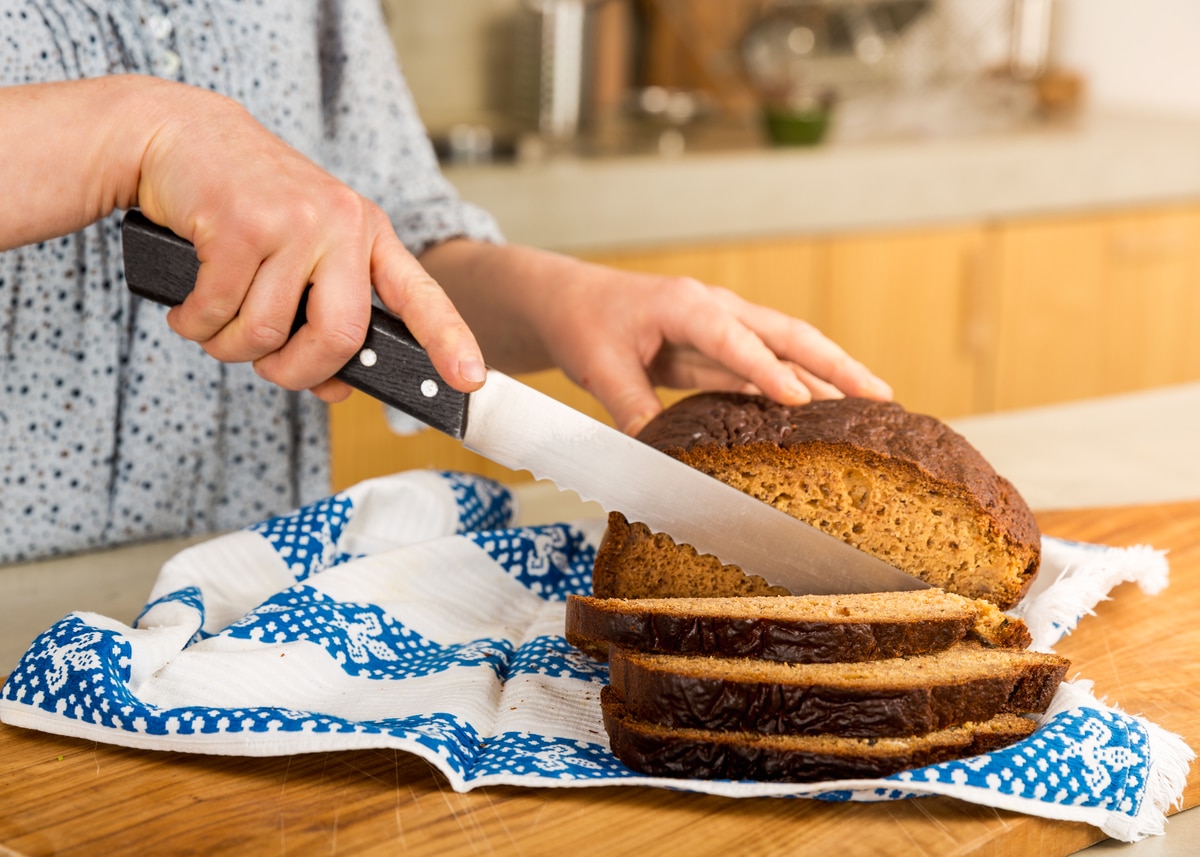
[420,241,892,437]
[0,76,485,401]
[134,80,486,400]
[540,268,893,436]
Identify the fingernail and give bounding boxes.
[869,377,894,400]
[460,359,487,385]
[783,379,810,402]
[624,411,658,437]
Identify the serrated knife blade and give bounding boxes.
[121,209,927,594]
[462,371,927,594]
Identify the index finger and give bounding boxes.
[371,231,485,393]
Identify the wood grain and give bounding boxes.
[2,502,1198,857]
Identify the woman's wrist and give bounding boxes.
[0,74,190,248]
[419,239,563,373]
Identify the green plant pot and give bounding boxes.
[762,107,831,146]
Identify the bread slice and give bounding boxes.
[592,394,1041,610]
[607,643,1068,737]
[566,590,1032,663]
[601,687,1038,782]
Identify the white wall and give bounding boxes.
[1055,0,1200,116]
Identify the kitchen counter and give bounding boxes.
[3,383,1199,854]
[444,110,1200,252]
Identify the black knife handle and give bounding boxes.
[120,209,468,439]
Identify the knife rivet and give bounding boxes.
[358,348,378,368]
[420,379,439,398]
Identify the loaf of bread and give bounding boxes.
[600,687,1039,782]
[592,394,1041,610]
[607,642,1068,737]
[565,590,1032,663]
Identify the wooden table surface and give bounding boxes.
[2,501,1198,857]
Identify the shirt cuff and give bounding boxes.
[392,198,505,257]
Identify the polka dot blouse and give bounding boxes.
[0,0,502,563]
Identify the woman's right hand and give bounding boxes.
[0,75,486,400]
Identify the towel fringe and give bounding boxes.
[1015,541,1170,651]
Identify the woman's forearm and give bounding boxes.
[418,238,594,373]
[0,75,179,250]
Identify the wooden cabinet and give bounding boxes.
[991,206,1200,410]
[329,203,1200,490]
[817,226,992,418]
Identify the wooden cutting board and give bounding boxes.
[2,501,1198,857]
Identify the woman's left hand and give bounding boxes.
[538,267,893,435]
[420,241,892,437]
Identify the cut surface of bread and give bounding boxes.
[592,395,1041,610]
[600,686,1038,782]
[607,643,1068,737]
[566,590,1032,663]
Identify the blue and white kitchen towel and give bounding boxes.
[1,471,1192,843]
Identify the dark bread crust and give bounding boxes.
[567,596,965,664]
[607,644,1068,738]
[595,394,1042,609]
[600,687,1039,782]
[639,395,1026,521]
[565,592,1032,664]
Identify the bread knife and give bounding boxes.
[120,209,928,595]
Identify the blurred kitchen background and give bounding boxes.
[333,0,1200,487]
[383,0,1198,155]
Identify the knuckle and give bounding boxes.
[419,319,474,367]
[205,210,277,257]
[427,316,471,349]
[251,360,300,391]
[793,317,819,337]
[660,277,744,322]
[390,272,443,316]
[322,186,374,232]
[320,315,370,360]
[660,275,708,302]
[291,199,324,237]
[182,301,237,341]
[708,284,739,304]
[709,321,741,357]
[241,317,292,353]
